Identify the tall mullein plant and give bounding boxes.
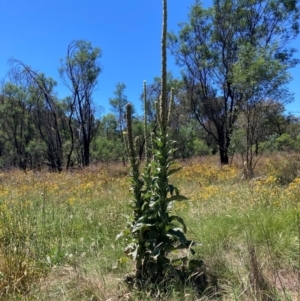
[123,0,193,281]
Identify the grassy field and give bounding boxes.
[0,154,300,300]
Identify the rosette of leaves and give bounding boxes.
[136,134,195,279]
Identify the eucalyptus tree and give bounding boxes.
[9,59,65,171]
[90,113,123,164]
[99,113,119,140]
[0,82,31,169]
[60,40,101,167]
[109,82,129,141]
[168,0,299,164]
[230,100,288,177]
[109,82,131,164]
[232,38,294,176]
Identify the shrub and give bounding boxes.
[265,153,300,185]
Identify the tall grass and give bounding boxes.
[0,166,131,299]
[0,155,299,300]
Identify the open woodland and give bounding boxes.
[1,0,300,299]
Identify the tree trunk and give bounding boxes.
[255,140,259,156]
[219,147,229,165]
[218,128,230,165]
[83,141,90,166]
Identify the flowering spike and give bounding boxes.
[167,87,174,124]
[126,103,135,163]
[143,81,149,163]
[134,136,140,159]
[160,0,168,132]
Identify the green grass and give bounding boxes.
[0,157,299,300]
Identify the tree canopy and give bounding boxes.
[168,0,299,164]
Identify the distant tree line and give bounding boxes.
[0,0,299,173]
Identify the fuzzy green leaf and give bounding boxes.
[169,215,187,232]
[153,137,163,147]
[168,228,187,243]
[174,186,179,195]
[188,259,204,270]
[132,223,152,233]
[189,248,196,255]
[167,148,177,156]
[167,195,188,202]
[167,167,182,177]
[128,246,138,260]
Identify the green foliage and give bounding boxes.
[0,83,32,169]
[168,0,300,165]
[229,127,247,157]
[296,134,300,151]
[90,136,124,163]
[59,40,102,167]
[98,113,119,138]
[193,138,213,156]
[26,140,47,168]
[275,133,297,151]
[173,124,213,158]
[60,40,101,85]
[265,153,300,184]
[258,133,300,154]
[121,109,195,283]
[232,44,292,96]
[109,82,129,135]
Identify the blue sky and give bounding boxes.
[0,0,299,117]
